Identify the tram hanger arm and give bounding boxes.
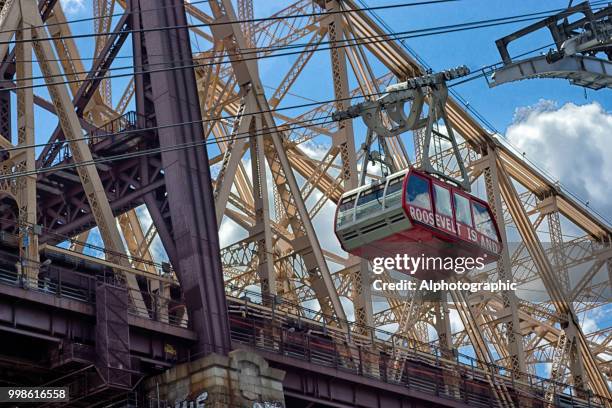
[331,65,470,138]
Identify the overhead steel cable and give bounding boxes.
[7,0,603,62]
[1,2,607,225]
[0,116,340,181]
[0,1,608,66]
[2,89,386,154]
[2,3,608,211]
[1,10,586,66]
[3,5,609,93]
[0,38,586,158]
[359,0,612,227]
[0,0,459,44]
[5,1,608,66]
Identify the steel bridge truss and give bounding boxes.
[0,0,609,405]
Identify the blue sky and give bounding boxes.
[48,0,611,346]
[48,1,609,131]
[47,0,611,156]
[47,1,611,268]
[371,0,612,130]
[249,0,612,132]
[247,0,612,227]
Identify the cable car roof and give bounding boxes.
[339,168,409,200]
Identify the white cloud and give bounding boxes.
[582,314,599,334]
[60,0,85,15]
[580,304,611,335]
[134,205,169,263]
[299,141,329,161]
[218,217,247,248]
[506,100,612,222]
[309,190,344,255]
[340,296,355,322]
[512,99,559,123]
[135,205,152,230]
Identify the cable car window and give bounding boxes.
[384,176,403,208]
[355,185,384,220]
[406,174,431,210]
[336,196,356,227]
[454,193,472,226]
[472,201,498,240]
[433,184,452,217]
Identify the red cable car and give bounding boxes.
[334,168,502,279]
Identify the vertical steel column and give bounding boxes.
[325,0,358,190]
[547,209,570,294]
[484,149,526,376]
[325,0,371,329]
[130,0,231,355]
[95,282,131,387]
[249,114,277,296]
[15,8,38,282]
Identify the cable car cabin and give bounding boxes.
[334,168,502,279]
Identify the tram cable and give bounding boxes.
[0,2,607,224]
[0,0,459,43]
[0,116,341,181]
[1,3,609,91]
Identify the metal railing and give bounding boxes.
[0,264,97,302]
[0,256,607,407]
[227,289,611,408]
[228,311,499,406]
[229,311,608,408]
[0,262,188,328]
[88,111,149,146]
[46,111,150,166]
